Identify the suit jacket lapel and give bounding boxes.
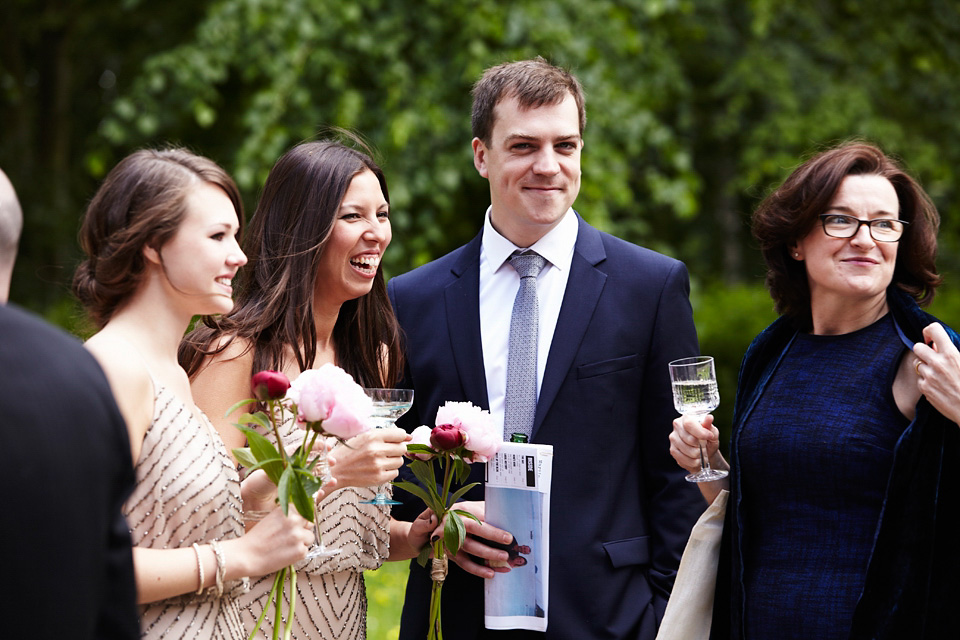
[444,233,489,409]
[533,217,607,435]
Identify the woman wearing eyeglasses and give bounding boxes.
[669,141,960,639]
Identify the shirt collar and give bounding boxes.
[481,207,578,273]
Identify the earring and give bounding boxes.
[794,252,799,258]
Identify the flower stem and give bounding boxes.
[248,569,282,640]
[283,567,297,640]
[272,566,284,640]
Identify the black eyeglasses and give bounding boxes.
[819,214,909,242]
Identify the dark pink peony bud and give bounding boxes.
[430,424,466,451]
[251,370,291,401]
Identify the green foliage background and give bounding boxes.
[3,1,960,637]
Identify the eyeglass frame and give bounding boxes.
[818,213,910,243]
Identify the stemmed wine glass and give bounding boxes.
[305,444,341,559]
[668,356,727,483]
[359,388,414,506]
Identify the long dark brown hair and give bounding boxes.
[74,148,243,328]
[179,139,403,388]
[752,141,941,330]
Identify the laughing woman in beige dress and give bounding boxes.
[181,140,434,639]
[74,149,320,639]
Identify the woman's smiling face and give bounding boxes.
[315,169,391,307]
[794,174,900,312]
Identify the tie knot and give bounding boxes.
[509,251,546,279]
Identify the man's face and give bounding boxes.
[472,93,582,248]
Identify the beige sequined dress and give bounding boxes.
[124,383,249,639]
[239,419,390,639]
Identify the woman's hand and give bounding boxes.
[329,426,410,489]
[222,507,315,580]
[669,414,729,503]
[240,451,338,515]
[914,322,960,424]
[669,414,726,476]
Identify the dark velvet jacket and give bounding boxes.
[712,288,960,640]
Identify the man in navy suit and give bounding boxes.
[389,58,704,639]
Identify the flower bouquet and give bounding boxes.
[229,364,372,640]
[394,401,501,640]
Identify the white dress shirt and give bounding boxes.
[479,208,579,435]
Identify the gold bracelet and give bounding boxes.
[210,540,225,598]
[191,543,204,595]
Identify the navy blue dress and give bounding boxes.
[737,314,909,639]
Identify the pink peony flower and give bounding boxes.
[286,364,373,439]
[430,423,465,451]
[435,401,500,463]
[407,425,435,460]
[251,370,291,401]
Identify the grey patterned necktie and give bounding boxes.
[503,250,547,440]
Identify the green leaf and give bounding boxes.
[416,544,431,568]
[277,466,294,515]
[237,412,271,432]
[224,397,257,418]
[448,481,480,506]
[295,467,322,501]
[393,481,441,515]
[454,458,472,484]
[236,425,284,484]
[289,472,315,521]
[444,511,466,557]
[232,447,258,469]
[408,459,442,504]
[451,508,481,526]
[405,443,435,455]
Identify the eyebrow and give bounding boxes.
[503,133,582,144]
[826,205,898,217]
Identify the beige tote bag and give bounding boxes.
[655,489,729,640]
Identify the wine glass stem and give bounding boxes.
[699,443,712,472]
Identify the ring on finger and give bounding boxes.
[915,359,923,376]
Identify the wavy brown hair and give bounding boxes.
[179,139,403,389]
[753,141,941,330]
[73,148,243,328]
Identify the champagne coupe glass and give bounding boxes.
[305,445,341,559]
[668,356,727,483]
[359,388,414,506]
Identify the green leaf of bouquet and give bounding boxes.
[447,482,480,506]
[393,481,441,514]
[451,508,482,526]
[406,443,435,455]
[454,457,471,484]
[294,467,322,501]
[416,544,431,568]
[289,474,314,521]
[236,425,284,484]
[277,466,294,515]
[409,459,442,503]
[237,412,271,432]
[232,447,258,469]
[444,511,466,557]
[224,397,257,418]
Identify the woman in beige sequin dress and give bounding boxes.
[74,149,321,640]
[181,140,434,639]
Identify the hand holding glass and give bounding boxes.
[668,356,727,483]
[359,388,414,506]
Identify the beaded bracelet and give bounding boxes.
[191,543,205,595]
[210,540,226,598]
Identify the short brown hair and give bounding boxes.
[73,148,243,327]
[753,141,941,329]
[471,56,586,145]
